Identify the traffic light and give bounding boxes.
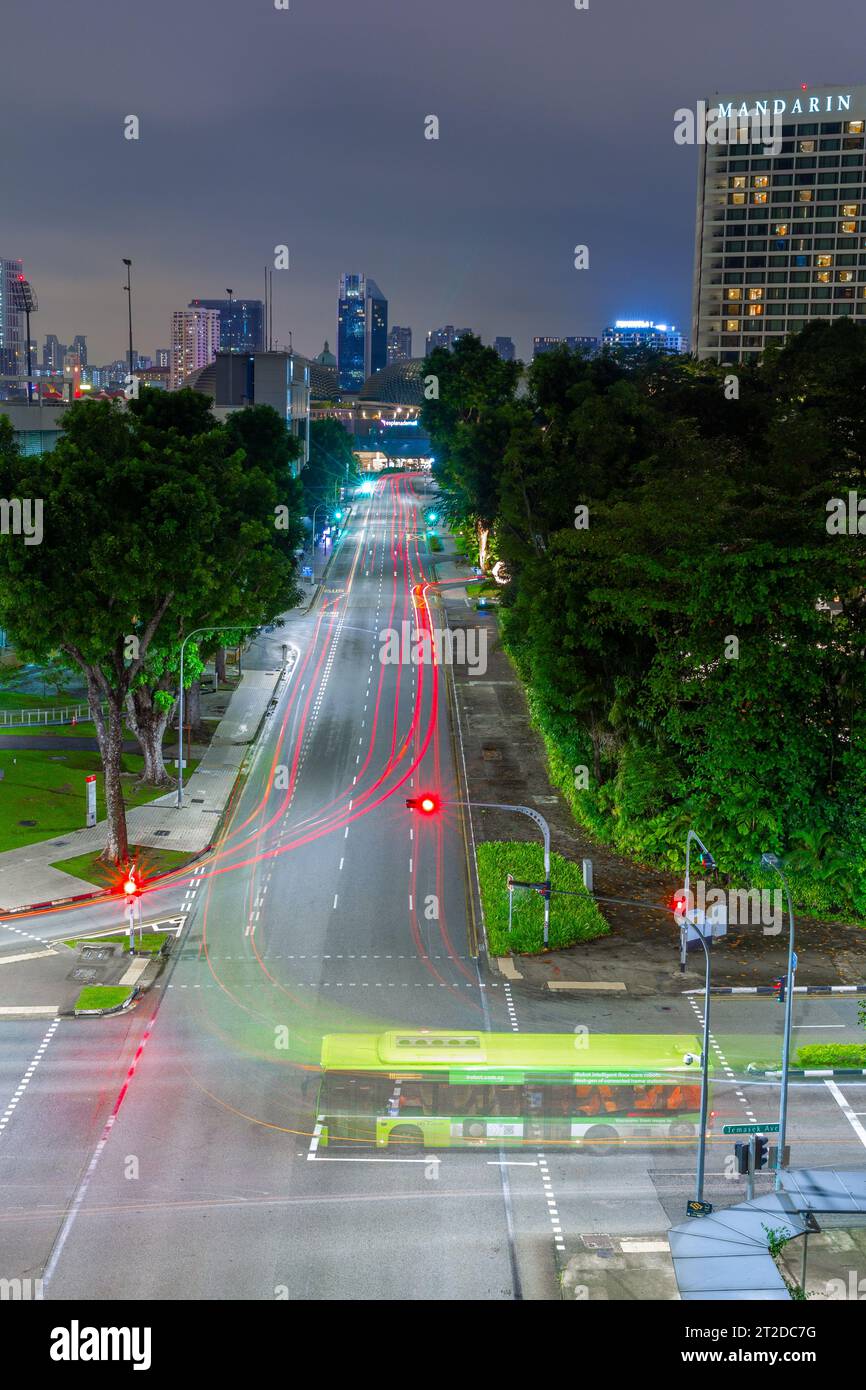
[405,793,440,816]
[426,509,438,524]
[121,865,140,899]
[734,1141,751,1175]
[772,976,786,1004]
[754,1134,770,1171]
[697,849,716,870]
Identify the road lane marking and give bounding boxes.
[0,1017,61,1138]
[825,1079,866,1150]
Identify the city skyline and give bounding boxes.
[4,0,855,366]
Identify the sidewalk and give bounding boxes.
[432,533,866,994]
[0,665,286,912]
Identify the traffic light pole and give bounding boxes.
[762,855,796,1192]
[461,801,551,947]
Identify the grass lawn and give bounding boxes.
[65,931,172,955]
[465,579,500,598]
[51,845,196,888]
[477,841,608,954]
[74,985,133,1013]
[0,748,198,852]
[427,533,444,552]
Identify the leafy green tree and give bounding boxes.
[0,392,303,859]
[301,416,357,517]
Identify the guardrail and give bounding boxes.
[0,700,104,728]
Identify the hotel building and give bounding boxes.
[691,83,866,361]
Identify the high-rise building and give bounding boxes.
[155,348,170,369]
[533,335,602,359]
[43,335,67,372]
[387,325,413,364]
[425,325,472,353]
[692,83,866,362]
[0,258,25,393]
[71,334,87,368]
[188,298,264,353]
[493,336,516,361]
[602,321,687,353]
[337,274,388,392]
[170,307,221,390]
[532,336,564,358]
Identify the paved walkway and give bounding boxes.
[0,666,285,912]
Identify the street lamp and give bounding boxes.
[175,623,259,807]
[761,850,796,1191]
[122,259,134,382]
[309,503,331,581]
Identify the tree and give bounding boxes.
[301,416,357,517]
[0,392,304,859]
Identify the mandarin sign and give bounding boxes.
[716,93,853,119]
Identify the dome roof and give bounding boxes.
[358,358,426,406]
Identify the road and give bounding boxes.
[0,474,864,1300]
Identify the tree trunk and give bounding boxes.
[478,524,490,573]
[215,646,227,684]
[126,687,173,786]
[89,685,129,864]
[185,678,205,739]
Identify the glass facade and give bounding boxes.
[189,299,264,353]
[337,274,388,392]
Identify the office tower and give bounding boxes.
[532,336,565,358]
[71,334,88,368]
[692,83,866,362]
[0,258,25,391]
[155,348,170,369]
[337,274,388,392]
[43,334,65,372]
[602,320,687,353]
[567,335,601,355]
[425,325,472,353]
[494,336,516,361]
[188,298,264,353]
[387,325,413,364]
[170,307,221,389]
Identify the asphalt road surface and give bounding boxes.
[0,475,864,1300]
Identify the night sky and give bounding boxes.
[5,0,864,364]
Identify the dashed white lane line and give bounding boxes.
[333,895,339,910]
[0,1017,61,1138]
[686,994,754,1121]
[825,1080,866,1150]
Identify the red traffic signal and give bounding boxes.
[121,866,141,898]
[405,793,440,816]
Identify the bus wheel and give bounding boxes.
[582,1125,618,1156]
[669,1121,695,1141]
[387,1125,424,1152]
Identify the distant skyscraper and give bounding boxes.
[189,298,264,353]
[533,335,602,358]
[337,274,388,392]
[43,335,66,372]
[494,336,515,361]
[170,307,221,389]
[71,334,88,368]
[602,320,687,353]
[425,325,472,353]
[155,347,170,369]
[0,258,25,391]
[387,325,413,364]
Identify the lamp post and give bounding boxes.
[679,829,717,1214]
[176,624,258,808]
[761,851,796,1191]
[122,259,134,381]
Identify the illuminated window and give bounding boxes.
[842,203,859,216]
[730,176,747,189]
[845,120,864,135]
[753,192,768,204]
[841,220,857,233]
[798,190,813,202]
[753,175,770,188]
[748,288,763,300]
[817,271,831,283]
[774,224,789,236]
[725,319,740,332]
[799,139,816,153]
[726,288,742,300]
[731,192,746,205]
[816,254,833,266]
[747,304,764,316]
[838,270,854,282]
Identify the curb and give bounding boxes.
[0,840,215,919]
[746,1064,866,1077]
[685,984,866,996]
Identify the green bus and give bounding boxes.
[317,1030,709,1151]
